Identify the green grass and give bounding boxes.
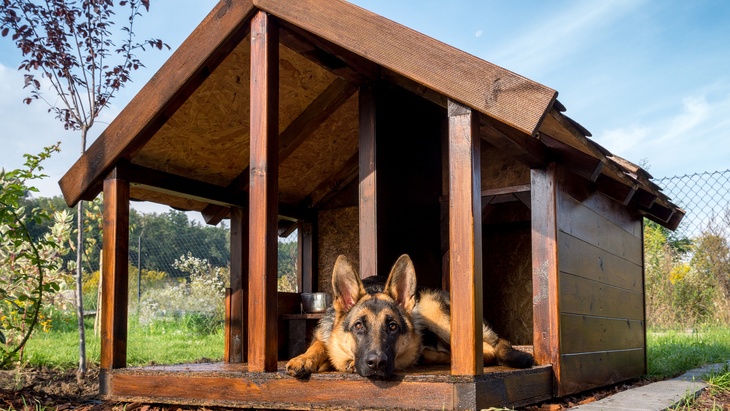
[20,313,224,368]
[647,327,730,379]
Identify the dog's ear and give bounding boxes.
[384,254,417,312]
[332,255,366,313]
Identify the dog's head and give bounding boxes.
[327,254,422,379]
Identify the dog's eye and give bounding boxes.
[353,321,364,331]
[388,322,398,332]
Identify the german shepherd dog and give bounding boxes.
[286,254,534,379]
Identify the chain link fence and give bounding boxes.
[655,169,730,239]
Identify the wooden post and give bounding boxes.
[297,221,315,293]
[100,165,130,370]
[359,84,377,279]
[447,99,483,376]
[248,10,279,372]
[531,163,561,391]
[227,206,248,363]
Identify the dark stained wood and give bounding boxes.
[59,0,256,207]
[227,207,248,363]
[558,233,642,292]
[103,362,553,410]
[447,99,483,376]
[530,164,561,391]
[304,152,359,209]
[559,349,645,396]
[480,118,549,169]
[128,164,246,207]
[596,174,637,205]
[560,314,644,354]
[101,165,130,370]
[297,221,315,293]
[248,11,279,372]
[538,132,603,182]
[558,194,643,265]
[359,84,378,279]
[481,184,531,197]
[256,0,556,135]
[559,272,644,320]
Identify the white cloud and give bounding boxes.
[475,30,483,38]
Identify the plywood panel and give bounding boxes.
[559,272,644,320]
[558,193,642,265]
[560,349,645,395]
[560,314,644,354]
[480,144,530,190]
[559,233,642,293]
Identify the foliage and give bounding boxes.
[0,145,72,367]
[644,217,730,328]
[0,0,168,132]
[138,253,227,335]
[278,239,298,292]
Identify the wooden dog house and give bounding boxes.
[59,0,684,409]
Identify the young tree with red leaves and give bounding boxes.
[0,0,168,379]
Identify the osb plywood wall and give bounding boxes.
[317,206,359,293]
[480,144,530,190]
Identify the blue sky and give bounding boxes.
[1,0,729,211]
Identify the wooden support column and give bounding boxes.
[297,221,315,293]
[447,99,483,376]
[359,84,377,279]
[248,10,279,372]
[226,207,248,363]
[100,164,130,371]
[531,163,561,392]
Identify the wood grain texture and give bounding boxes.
[559,349,645,396]
[228,207,248,363]
[247,11,279,372]
[59,0,256,206]
[530,164,561,390]
[559,233,642,292]
[559,272,644,320]
[101,166,130,370]
[254,0,556,135]
[359,84,378,279]
[560,314,644,354]
[447,99,483,376]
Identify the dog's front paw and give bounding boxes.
[286,356,316,379]
[345,359,356,373]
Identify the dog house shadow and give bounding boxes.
[59,1,683,409]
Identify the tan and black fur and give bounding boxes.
[285,254,534,379]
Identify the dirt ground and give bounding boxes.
[0,366,727,411]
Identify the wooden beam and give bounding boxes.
[447,99,483,376]
[227,207,248,363]
[100,165,130,371]
[538,132,603,182]
[531,163,561,395]
[596,174,637,206]
[297,221,316,293]
[128,164,246,207]
[248,10,279,372]
[202,77,357,225]
[305,152,359,209]
[480,119,549,169]
[59,0,256,207]
[359,84,378,279]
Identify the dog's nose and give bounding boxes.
[365,352,387,370]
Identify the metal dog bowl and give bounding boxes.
[300,292,332,313]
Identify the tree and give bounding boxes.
[1,0,168,379]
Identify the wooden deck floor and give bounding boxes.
[102,362,554,410]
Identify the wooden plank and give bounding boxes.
[560,181,643,238]
[480,118,549,169]
[481,184,531,197]
[228,207,248,363]
[559,233,642,292]
[248,10,279,372]
[59,0,256,207]
[447,99,483,376]
[596,174,637,205]
[559,272,644,320]
[359,84,378,279]
[560,349,645,396]
[304,152,359,209]
[128,164,246,207]
[530,164,561,390]
[538,132,603,182]
[560,314,644,354]
[255,0,557,135]
[456,366,553,410]
[558,193,643,265]
[101,165,130,370]
[297,221,315,293]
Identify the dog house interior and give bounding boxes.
[59,0,684,409]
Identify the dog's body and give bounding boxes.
[285,254,534,379]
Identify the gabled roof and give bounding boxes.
[58,0,683,229]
